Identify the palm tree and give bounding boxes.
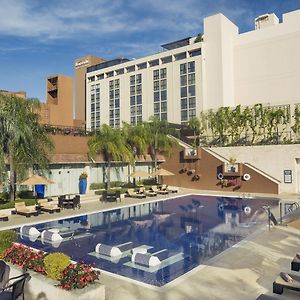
[88,124,133,190]
[188,117,200,147]
[122,122,148,184]
[144,116,173,171]
[0,93,54,200]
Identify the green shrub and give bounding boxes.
[142,178,157,185]
[0,192,9,201]
[0,230,17,256]
[17,190,34,199]
[89,182,105,190]
[0,199,36,210]
[44,253,71,280]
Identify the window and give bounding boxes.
[175,52,187,61]
[154,91,160,102]
[154,103,160,113]
[116,68,124,75]
[181,87,187,98]
[180,63,187,75]
[181,75,187,86]
[130,75,135,85]
[188,85,195,97]
[97,74,104,80]
[161,79,167,90]
[161,90,167,101]
[161,56,172,64]
[136,95,142,105]
[180,61,196,123]
[188,73,195,85]
[149,59,159,67]
[188,61,195,73]
[109,79,121,128]
[137,62,147,70]
[161,101,167,112]
[181,98,187,109]
[130,86,135,96]
[136,84,142,94]
[106,71,114,78]
[126,65,135,73]
[160,68,167,79]
[154,81,160,91]
[189,49,201,57]
[130,96,135,106]
[153,70,159,80]
[136,74,142,84]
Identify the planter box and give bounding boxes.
[9,265,105,300]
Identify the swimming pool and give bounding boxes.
[16,194,278,286]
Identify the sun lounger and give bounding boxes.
[151,186,168,195]
[291,253,300,272]
[126,189,146,199]
[37,199,61,214]
[273,272,300,295]
[14,202,38,217]
[0,214,9,221]
[160,184,178,193]
[138,187,157,197]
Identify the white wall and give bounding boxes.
[233,9,300,107]
[212,144,300,193]
[203,14,238,109]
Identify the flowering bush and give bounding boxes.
[60,262,100,290]
[3,244,46,274]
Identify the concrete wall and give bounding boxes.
[212,144,300,193]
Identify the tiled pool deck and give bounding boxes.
[1,188,300,300]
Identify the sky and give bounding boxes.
[1,0,300,101]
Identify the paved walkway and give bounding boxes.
[1,189,300,299]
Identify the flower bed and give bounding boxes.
[2,244,100,291]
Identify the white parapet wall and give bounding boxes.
[10,265,105,300]
[211,144,300,194]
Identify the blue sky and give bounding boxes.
[1,0,300,101]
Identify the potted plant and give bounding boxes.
[79,172,88,194]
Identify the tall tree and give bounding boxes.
[188,117,201,147]
[88,124,133,190]
[0,93,54,200]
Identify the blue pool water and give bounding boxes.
[16,194,278,286]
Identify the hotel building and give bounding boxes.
[85,9,300,130]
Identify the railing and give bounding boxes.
[43,124,91,136]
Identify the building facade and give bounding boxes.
[74,55,105,124]
[85,9,300,129]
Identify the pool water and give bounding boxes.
[16,194,278,286]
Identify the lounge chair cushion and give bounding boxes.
[95,244,122,257]
[280,272,293,283]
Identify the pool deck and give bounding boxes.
[1,188,300,300]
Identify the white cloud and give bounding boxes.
[0,0,253,42]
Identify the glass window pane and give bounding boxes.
[181,98,187,109]
[188,73,195,85]
[181,110,188,121]
[136,84,142,94]
[181,87,187,98]
[136,74,142,84]
[161,101,167,112]
[136,105,142,114]
[136,95,142,105]
[154,103,160,113]
[130,86,135,96]
[160,68,167,79]
[180,63,187,75]
[180,75,187,86]
[154,91,160,102]
[130,75,135,85]
[153,70,159,80]
[115,98,120,108]
[154,81,159,91]
[161,79,167,90]
[188,85,195,97]
[130,96,135,106]
[189,109,196,118]
[161,112,167,120]
[189,97,196,108]
[161,90,167,101]
[188,61,195,73]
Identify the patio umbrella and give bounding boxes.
[128,170,150,178]
[151,168,174,184]
[150,168,174,176]
[128,170,150,187]
[20,175,54,185]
